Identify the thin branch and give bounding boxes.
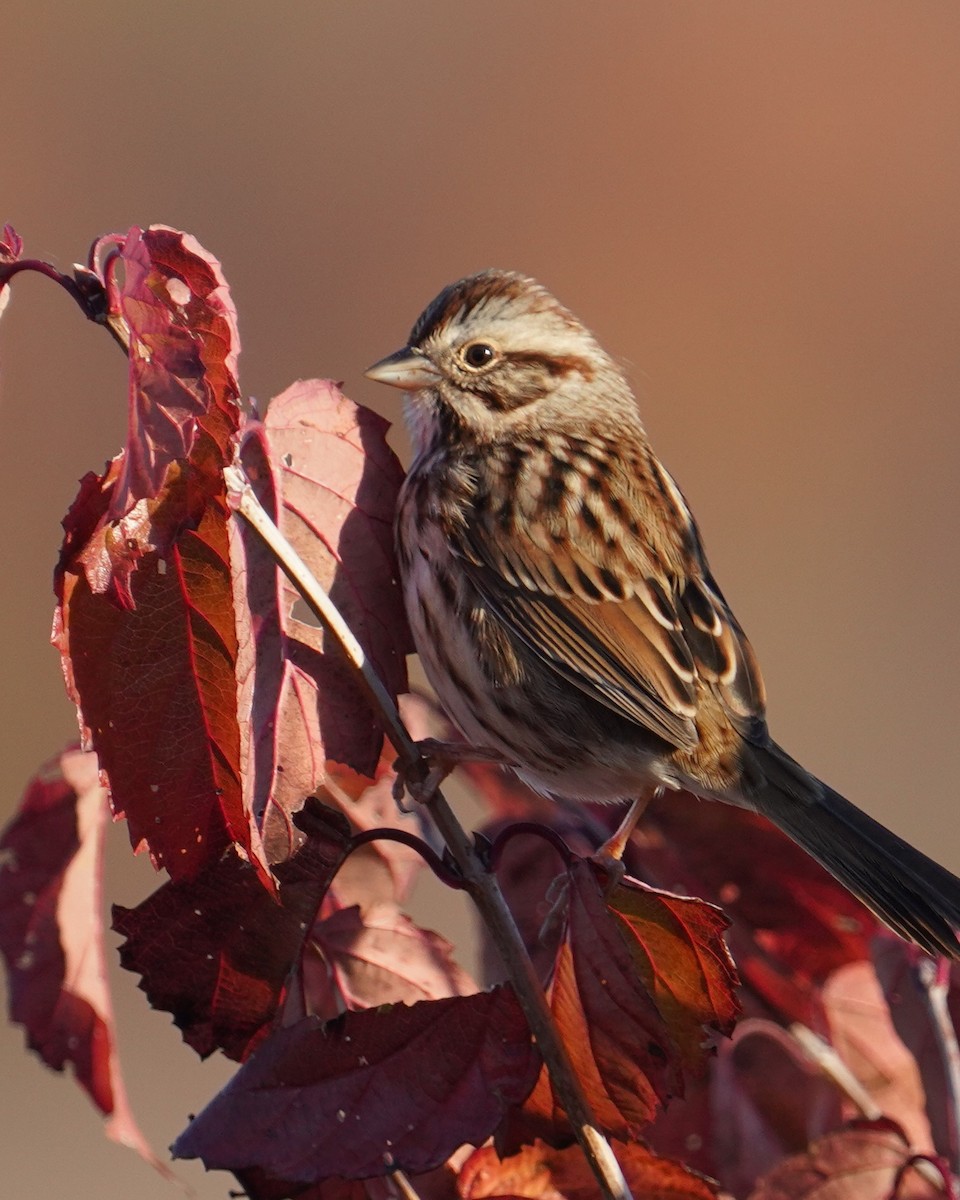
[391,1169,424,1200]
[0,257,130,352]
[228,468,634,1200]
[788,1023,882,1119]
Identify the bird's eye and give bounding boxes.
[460,341,498,370]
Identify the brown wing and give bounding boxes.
[455,472,767,753]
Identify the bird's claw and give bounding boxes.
[392,739,509,808]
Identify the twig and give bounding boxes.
[391,1169,424,1200]
[788,1023,882,1119]
[228,467,634,1200]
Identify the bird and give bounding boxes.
[365,268,960,959]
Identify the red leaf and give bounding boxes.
[54,226,261,883]
[233,380,411,864]
[109,225,240,516]
[0,749,170,1173]
[173,987,540,1182]
[113,799,352,1060]
[747,1122,949,1200]
[459,1140,719,1200]
[605,873,740,1074]
[507,859,683,1148]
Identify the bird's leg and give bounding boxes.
[593,788,660,875]
[393,738,512,808]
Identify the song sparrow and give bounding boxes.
[366,269,960,958]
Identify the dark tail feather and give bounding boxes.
[751,745,960,959]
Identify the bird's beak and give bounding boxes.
[364,347,441,391]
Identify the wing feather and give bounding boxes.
[455,472,767,753]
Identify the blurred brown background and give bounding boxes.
[2,3,959,1197]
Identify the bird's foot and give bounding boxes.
[392,739,509,809]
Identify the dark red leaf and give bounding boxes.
[239,1162,458,1200]
[506,858,683,1149]
[0,749,169,1172]
[173,987,540,1182]
[113,799,352,1060]
[748,1122,949,1200]
[459,1140,719,1200]
[234,380,411,864]
[235,1171,373,1200]
[53,226,261,883]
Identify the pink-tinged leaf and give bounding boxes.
[173,987,540,1182]
[505,858,683,1150]
[303,896,476,1018]
[108,225,241,517]
[459,1140,719,1200]
[114,800,352,1060]
[54,227,261,884]
[872,937,958,1164]
[233,380,411,864]
[822,959,933,1153]
[0,749,171,1175]
[747,1121,950,1200]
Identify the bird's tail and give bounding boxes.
[749,743,960,959]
